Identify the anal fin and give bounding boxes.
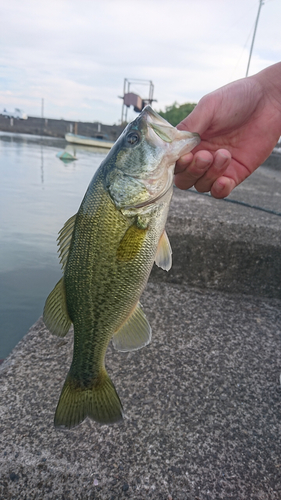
[112,302,151,352]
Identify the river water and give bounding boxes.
[0,131,107,358]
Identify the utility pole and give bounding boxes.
[40,98,44,137]
[246,0,264,77]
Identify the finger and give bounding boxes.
[211,176,236,198]
[175,152,193,174]
[176,94,214,136]
[194,150,231,193]
[174,150,213,190]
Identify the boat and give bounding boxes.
[56,150,77,162]
[65,132,114,149]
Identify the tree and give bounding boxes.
[158,102,197,126]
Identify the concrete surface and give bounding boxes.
[1,158,281,499]
[152,156,281,299]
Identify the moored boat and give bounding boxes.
[65,132,114,149]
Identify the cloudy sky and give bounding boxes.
[0,0,280,125]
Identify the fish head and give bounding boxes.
[106,106,200,210]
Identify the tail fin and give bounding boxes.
[54,370,123,428]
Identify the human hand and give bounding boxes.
[175,63,281,198]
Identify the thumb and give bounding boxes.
[176,95,215,136]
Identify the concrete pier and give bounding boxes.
[1,155,281,499]
[0,113,124,141]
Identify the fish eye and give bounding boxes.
[125,131,140,147]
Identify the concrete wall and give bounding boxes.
[0,114,125,140]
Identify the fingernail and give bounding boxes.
[194,156,211,170]
[197,156,211,163]
[214,180,224,192]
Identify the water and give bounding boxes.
[1,132,280,361]
[0,132,107,359]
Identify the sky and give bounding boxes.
[0,0,280,125]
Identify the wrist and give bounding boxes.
[252,62,281,112]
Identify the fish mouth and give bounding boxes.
[143,105,201,152]
[144,106,176,143]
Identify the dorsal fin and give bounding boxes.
[57,214,77,271]
[155,230,172,271]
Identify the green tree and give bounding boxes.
[158,102,197,126]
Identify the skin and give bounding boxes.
[174,62,281,198]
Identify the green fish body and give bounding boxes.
[43,106,200,428]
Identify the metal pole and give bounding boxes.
[121,78,126,124]
[246,0,264,77]
[125,82,130,122]
[41,98,44,137]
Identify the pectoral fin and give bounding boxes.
[112,302,151,352]
[43,277,71,337]
[117,224,147,262]
[155,230,172,271]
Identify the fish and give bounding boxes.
[43,106,200,428]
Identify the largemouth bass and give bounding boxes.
[43,106,200,428]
